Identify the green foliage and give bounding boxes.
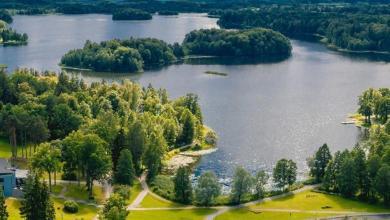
[61,38,178,73]
[113,185,131,200]
[112,9,152,20]
[254,170,269,199]
[144,128,167,181]
[63,200,79,213]
[218,5,390,52]
[183,28,291,57]
[30,142,61,191]
[20,174,55,220]
[307,143,332,183]
[174,167,193,204]
[273,159,297,190]
[100,193,129,220]
[150,175,175,201]
[0,10,12,23]
[194,171,221,206]
[0,188,8,220]
[230,166,254,204]
[178,109,196,145]
[374,164,390,205]
[114,149,136,186]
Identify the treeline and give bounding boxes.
[112,9,152,21]
[164,158,297,206]
[61,29,292,73]
[307,88,390,205]
[183,28,291,57]
[61,38,182,72]
[0,69,208,195]
[217,4,390,52]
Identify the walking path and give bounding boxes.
[205,184,319,220]
[48,175,390,220]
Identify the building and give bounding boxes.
[0,159,15,197]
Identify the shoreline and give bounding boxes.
[164,126,217,173]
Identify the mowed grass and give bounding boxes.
[6,197,98,220]
[127,209,217,220]
[0,138,13,158]
[217,209,334,220]
[64,183,105,204]
[217,190,390,220]
[127,180,143,205]
[139,193,184,208]
[251,190,390,212]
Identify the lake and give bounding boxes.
[1,14,389,182]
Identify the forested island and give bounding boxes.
[61,28,291,73]
[217,5,390,52]
[0,11,28,46]
[112,9,152,21]
[183,28,291,57]
[60,38,182,72]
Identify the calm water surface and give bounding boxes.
[1,14,389,182]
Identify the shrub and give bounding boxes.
[150,175,175,200]
[113,185,131,200]
[63,200,79,213]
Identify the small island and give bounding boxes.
[112,9,152,21]
[60,38,182,72]
[182,28,292,58]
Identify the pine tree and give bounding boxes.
[114,149,136,186]
[0,188,8,220]
[20,174,55,220]
[174,167,192,204]
[178,109,195,145]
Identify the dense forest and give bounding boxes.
[112,9,152,21]
[0,68,208,193]
[307,88,390,205]
[217,4,390,52]
[61,38,181,72]
[0,10,28,45]
[183,28,291,57]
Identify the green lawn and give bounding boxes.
[64,183,105,204]
[217,209,334,220]
[6,197,98,220]
[216,190,390,220]
[127,209,217,220]
[53,198,98,220]
[0,138,13,158]
[139,193,184,208]
[127,180,143,205]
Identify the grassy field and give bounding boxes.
[127,180,143,205]
[0,138,13,158]
[127,209,217,220]
[6,197,98,220]
[216,190,390,220]
[63,183,105,204]
[139,193,184,208]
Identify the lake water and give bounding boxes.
[1,14,389,182]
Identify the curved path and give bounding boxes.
[123,174,390,220]
[205,185,319,220]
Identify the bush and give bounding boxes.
[63,200,79,213]
[150,175,175,200]
[113,185,131,200]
